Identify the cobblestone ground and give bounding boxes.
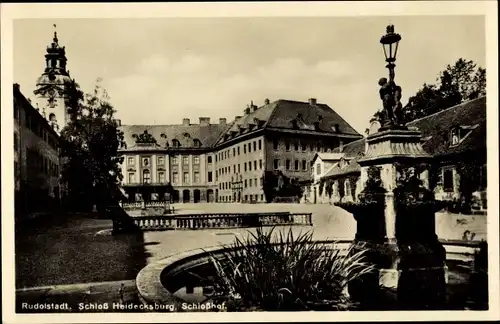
[14,203,484,313]
[15,204,355,289]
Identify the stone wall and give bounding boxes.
[435,212,487,242]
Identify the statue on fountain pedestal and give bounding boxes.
[378,77,405,129]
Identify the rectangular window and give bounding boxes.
[238,164,241,173]
[193,156,200,164]
[244,163,247,172]
[249,179,253,187]
[183,172,190,183]
[208,156,212,164]
[194,172,200,183]
[294,160,299,171]
[233,165,236,173]
[294,142,299,151]
[215,155,218,162]
[254,161,257,170]
[244,179,247,188]
[286,160,291,170]
[157,156,165,165]
[285,141,291,151]
[172,156,178,165]
[158,171,165,183]
[273,140,279,150]
[172,173,179,184]
[273,159,280,170]
[143,171,151,184]
[249,162,252,171]
[142,157,150,167]
[443,168,454,192]
[253,141,256,151]
[233,148,236,156]
[259,159,263,169]
[208,171,213,182]
[127,157,134,165]
[302,160,307,171]
[244,145,247,154]
[260,178,263,186]
[248,143,251,153]
[237,147,240,155]
[258,139,262,150]
[183,156,189,165]
[128,172,135,184]
[316,163,322,175]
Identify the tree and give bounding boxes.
[372,58,486,124]
[60,78,126,211]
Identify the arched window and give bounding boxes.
[172,139,180,148]
[193,139,201,148]
[143,169,151,184]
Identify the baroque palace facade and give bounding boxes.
[118,98,363,203]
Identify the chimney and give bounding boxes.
[14,83,20,91]
[244,107,251,115]
[309,98,317,105]
[114,119,122,126]
[199,117,211,126]
[219,118,227,125]
[182,118,190,126]
[264,98,270,105]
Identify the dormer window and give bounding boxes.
[193,139,202,148]
[172,139,180,148]
[450,127,460,146]
[184,132,190,138]
[291,119,299,129]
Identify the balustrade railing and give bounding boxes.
[128,212,313,231]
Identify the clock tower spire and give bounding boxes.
[34,24,73,133]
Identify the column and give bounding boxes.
[382,164,397,241]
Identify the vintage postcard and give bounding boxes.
[1,1,499,323]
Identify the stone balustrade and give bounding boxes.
[130,212,313,231]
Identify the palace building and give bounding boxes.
[14,84,62,219]
[119,98,363,203]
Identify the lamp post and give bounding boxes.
[380,25,402,83]
[378,25,404,130]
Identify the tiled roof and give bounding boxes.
[215,99,361,145]
[323,96,486,179]
[311,152,346,165]
[120,124,229,151]
[324,156,362,178]
[409,96,486,157]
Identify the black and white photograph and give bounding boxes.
[1,1,498,323]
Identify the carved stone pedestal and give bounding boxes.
[344,128,448,310]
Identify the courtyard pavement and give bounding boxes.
[14,203,485,312]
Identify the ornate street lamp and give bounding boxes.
[378,25,405,130]
[380,25,402,82]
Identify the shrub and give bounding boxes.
[208,227,375,311]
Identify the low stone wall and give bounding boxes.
[436,212,487,242]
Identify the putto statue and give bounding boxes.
[378,77,405,128]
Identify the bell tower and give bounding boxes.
[34,25,73,133]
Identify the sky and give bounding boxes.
[13,16,485,134]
